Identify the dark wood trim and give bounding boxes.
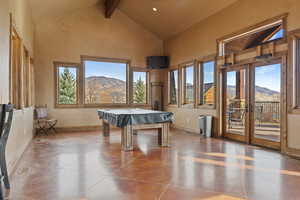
[222,65,249,143]
[80,55,130,64]
[53,62,81,108]
[131,68,151,105]
[285,147,300,159]
[287,30,300,113]
[81,55,131,105]
[217,13,288,57]
[104,0,120,18]
[217,13,288,42]
[167,67,180,107]
[179,60,196,106]
[249,58,284,151]
[197,56,217,108]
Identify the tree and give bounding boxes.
[133,77,146,104]
[59,68,76,104]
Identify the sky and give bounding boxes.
[227,64,281,92]
[268,29,284,41]
[186,66,194,84]
[85,61,127,81]
[203,61,214,83]
[59,67,77,76]
[133,71,146,83]
[172,70,178,88]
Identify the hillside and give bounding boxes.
[85,76,126,104]
[227,85,280,101]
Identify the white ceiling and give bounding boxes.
[29,0,239,39]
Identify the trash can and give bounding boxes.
[198,115,213,137]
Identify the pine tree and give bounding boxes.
[133,77,146,104]
[59,68,76,104]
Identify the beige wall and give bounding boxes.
[0,0,10,104]
[164,0,300,149]
[34,5,163,128]
[0,0,35,174]
[9,0,35,54]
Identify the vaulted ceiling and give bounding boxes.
[29,0,239,40]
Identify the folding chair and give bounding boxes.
[0,104,14,199]
[35,106,57,135]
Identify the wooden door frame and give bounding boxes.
[219,55,287,151]
[221,65,250,143]
[248,57,286,150]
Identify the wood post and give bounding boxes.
[158,123,170,147]
[102,120,110,137]
[121,125,133,151]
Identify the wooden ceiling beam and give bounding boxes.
[105,0,120,18]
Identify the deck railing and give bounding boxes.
[255,101,280,123]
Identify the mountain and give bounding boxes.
[85,76,126,104]
[227,85,280,101]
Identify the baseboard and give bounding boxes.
[285,147,300,159]
[171,124,200,134]
[55,125,101,133]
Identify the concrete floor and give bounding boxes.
[6,129,300,200]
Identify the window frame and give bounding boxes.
[81,55,130,107]
[131,67,150,105]
[54,61,81,108]
[180,61,196,107]
[289,30,300,113]
[10,24,22,109]
[217,13,288,57]
[9,15,35,110]
[168,68,180,107]
[23,47,30,108]
[197,55,216,109]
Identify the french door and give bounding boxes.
[222,59,283,149]
[223,66,250,143]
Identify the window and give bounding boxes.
[54,57,152,107]
[23,48,30,107]
[29,58,35,106]
[54,62,79,105]
[133,71,148,104]
[291,33,300,109]
[182,64,195,104]
[267,28,284,41]
[10,27,22,109]
[169,69,178,105]
[219,15,286,56]
[199,61,215,106]
[83,58,128,104]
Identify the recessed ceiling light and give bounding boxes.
[152,8,158,12]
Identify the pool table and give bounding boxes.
[97,108,173,151]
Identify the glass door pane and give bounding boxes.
[225,69,247,136]
[254,64,281,142]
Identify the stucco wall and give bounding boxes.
[164,0,300,149]
[0,0,35,174]
[0,0,10,104]
[34,5,163,128]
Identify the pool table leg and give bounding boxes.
[121,125,134,151]
[158,123,170,147]
[102,120,110,137]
